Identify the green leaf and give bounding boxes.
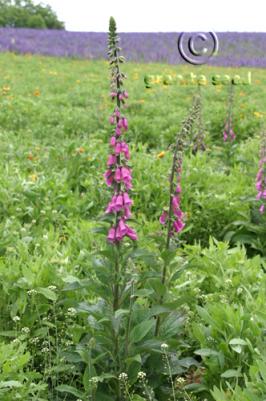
[134,289,154,297]
[194,348,219,357]
[96,392,114,401]
[37,287,57,302]
[221,369,242,378]
[229,338,247,353]
[132,396,146,401]
[229,338,248,346]
[0,381,22,388]
[127,248,155,264]
[56,385,84,398]
[130,320,154,343]
[0,331,16,337]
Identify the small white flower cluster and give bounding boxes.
[237,287,243,295]
[118,372,128,381]
[160,343,169,351]
[12,316,20,322]
[176,377,186,385]
[30,337,40,345]
[27,289,37,296]
[48,285,57,291]
[21,327,30,334]
[89,377,99,385]
[137,371,146,380]
[67,307,77,317]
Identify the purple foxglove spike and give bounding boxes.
[126,226,137,240]
[107,154,117,166]
[104,170,113,186]
[110,136,116,147]
[159,211,168,225]
[115,127,122,136]
[259,204,265,214]
[107,227,116,243]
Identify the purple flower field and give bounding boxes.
[0,28,266,67]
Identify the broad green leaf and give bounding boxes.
[0,381,22,388]
[130,320,154,343]
[37,287,57,302]
[56,384,84,398]
[194,348,219,357]
[221,369,242,378]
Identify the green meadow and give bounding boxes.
[0,52,266,400]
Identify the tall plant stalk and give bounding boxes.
[192,85,206,154]
[223,82,236,142]
[104,17,137,399]
[155,102,198,336]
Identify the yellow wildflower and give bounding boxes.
[157,151,166,159]
[76,146,85,154]
[2,85,10,95]
[29,174,38,182]
[33,89,41,97]
[254,111,263,118]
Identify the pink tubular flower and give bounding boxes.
[173,219,185,233]
[159,211,168,225]
[107,227,116,243]
[160,157,185,236]
[122,117,128,130]
[107,154,117,166]
[223,131,228,142]
[105,20,137,244]
[126,226,137,240]
[115,108,120,118]
[115,127,122,136]
[223,118,236,142]
[104,170,114,186]
[109,116,115,125]
[110,136,116,147]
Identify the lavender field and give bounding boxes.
[0,28,266,67]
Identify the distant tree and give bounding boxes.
[0,0,65,29]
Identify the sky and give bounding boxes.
[37,0,266,32]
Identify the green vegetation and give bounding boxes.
[0,52,265,400]
[0,0,64,29]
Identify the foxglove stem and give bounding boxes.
[155,108,195,337]
[223,83,236,142]
[192,85,206,154]
[256,130,266,213]
[105,17,137,246]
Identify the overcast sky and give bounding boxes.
[36,0,266,32]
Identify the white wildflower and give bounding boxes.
[161,343,169,351]
[118,372,128,381]
[137,371,146,380]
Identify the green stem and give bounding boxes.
[125,280,134,358]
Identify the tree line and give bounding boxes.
[0,0,65,29]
